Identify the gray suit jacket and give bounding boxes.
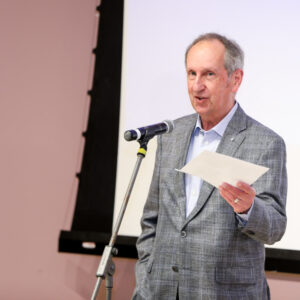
[133,106,287,300]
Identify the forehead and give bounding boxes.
[186,39,226,70]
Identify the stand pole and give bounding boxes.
[91,140,149,300]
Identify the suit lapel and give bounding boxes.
[173,114,198,219]
[216,105,247,157]
[182,106,248,226]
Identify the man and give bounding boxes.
[132,33,287,299]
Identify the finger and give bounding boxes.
[219,182,247,201]
[219,184,240,206]
[220,182,256,203]
[236,181,256,196]
[219,184,252,213]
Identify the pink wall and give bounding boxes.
[0,0,299,299]
[0,0,103,299]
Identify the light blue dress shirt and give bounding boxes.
[185,102,252,223]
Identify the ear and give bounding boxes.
[231,69,243,93]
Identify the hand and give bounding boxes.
[218,181,256,214]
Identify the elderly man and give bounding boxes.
[132,33,287,299]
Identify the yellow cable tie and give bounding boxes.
[138,148,147,156]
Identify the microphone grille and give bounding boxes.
[124,130,133,141]
[163,120,175,133]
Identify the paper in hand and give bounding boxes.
[177,150,269,188]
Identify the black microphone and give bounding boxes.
[124,120,174,141]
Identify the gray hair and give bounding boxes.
[185,33,244,76]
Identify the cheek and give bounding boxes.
[210,81,226,95]
[205,82,216,95]
[187,82,194,94]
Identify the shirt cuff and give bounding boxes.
[235,200,255,226]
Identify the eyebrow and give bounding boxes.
[186,67,218,73]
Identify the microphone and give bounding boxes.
[124,120,174,141]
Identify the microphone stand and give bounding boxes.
[91,138,150,300]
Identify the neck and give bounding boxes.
[200,101,236,131]
[201,119,219,131]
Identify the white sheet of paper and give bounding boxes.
[177,150,269,188]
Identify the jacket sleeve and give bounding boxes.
[239,136,287,245]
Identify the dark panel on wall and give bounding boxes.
[72,0,123,233]
[59,0,123,248]
[265,248,300,274]
[59,231,137,258]
[60,229,300,274]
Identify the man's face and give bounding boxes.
[186,39,243,129]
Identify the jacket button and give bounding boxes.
[172,266,179,272]
[181,231,187,237]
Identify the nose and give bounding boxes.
[193,76,205,92]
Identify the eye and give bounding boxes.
[187,70,196,78]
[205,71,216,80]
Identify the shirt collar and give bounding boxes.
[195,102,238,137]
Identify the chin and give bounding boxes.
[193,105,209,116]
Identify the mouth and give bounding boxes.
[195,96,208,101]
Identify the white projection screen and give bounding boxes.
[113,0,300,252]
